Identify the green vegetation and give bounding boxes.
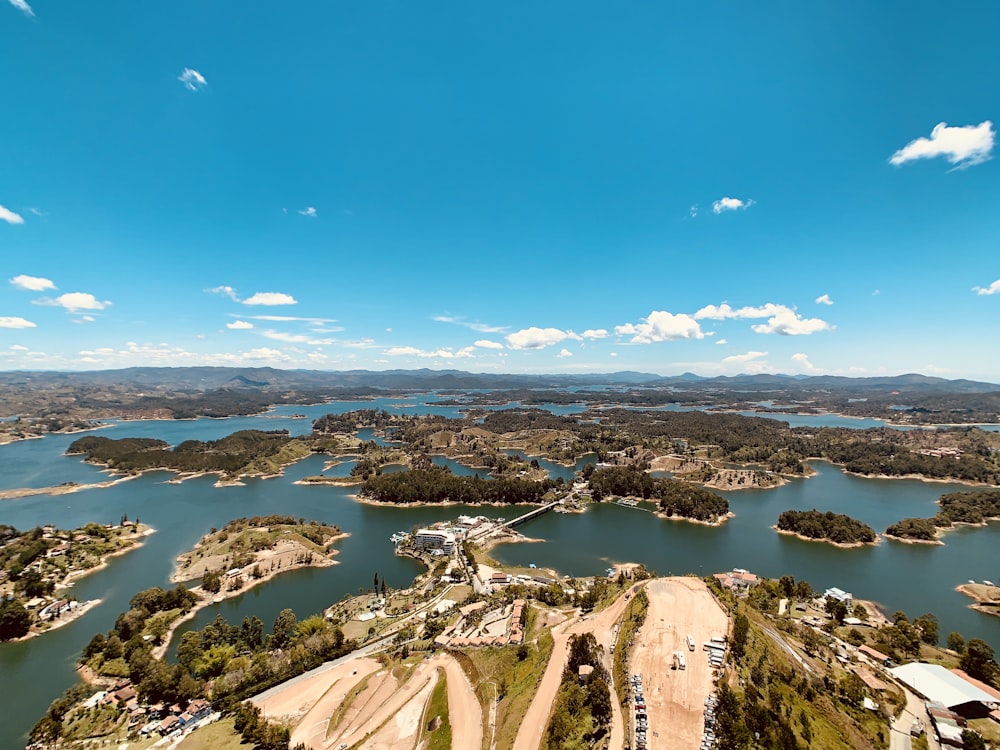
[174,515,343,586]
[68,430,312,479]
[33,580,356,747]
[587,465,730,521]
[361,465,560,505]
[776,509,877,545]
[419,670,453,750]
[176,716,251,750]
[454,606,555,750]
[885,489,1000,541]
[0,520,150,640]
[543,633,612,750]
[884,517,938,541]
[713,603,896,749]
[230,702,294,750]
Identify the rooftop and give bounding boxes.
[889,663,999,709]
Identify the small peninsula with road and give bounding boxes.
[0,519,152,641]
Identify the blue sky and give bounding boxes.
[2,2,999,380]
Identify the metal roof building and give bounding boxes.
[889,663,998,711]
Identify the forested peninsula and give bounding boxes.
[61,406,1000,500]
[884,490,1000,543]
[775,509,878,546]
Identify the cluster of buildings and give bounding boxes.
[83,680,213,738]
[403,515,508,556]
[433,599,526,648]
[887,663,1000,747]
[712,568,760,593]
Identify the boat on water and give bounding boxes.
[390,532,408,543]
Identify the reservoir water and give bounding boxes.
[1,398,998,748]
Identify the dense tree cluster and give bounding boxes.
[545,633,612,749]
[885,490,1000,539]
[884,517,938,541]
[587,465,729,521]
[776,510,877,545]
[360,466,559,505]
[312,409,399,434]
[37,589,354,745]
[68,430,307,477]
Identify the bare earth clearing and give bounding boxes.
[630,578,729,750]
[257,651,481,750]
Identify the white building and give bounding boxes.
[824,587,853,605]
[414,528,456,553]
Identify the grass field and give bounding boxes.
[176,717,251,750]
[455,606,556,750]
[418,669,452,750]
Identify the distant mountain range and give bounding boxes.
[1,367,997,394]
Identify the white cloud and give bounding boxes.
[7,0,33,17]
[298,207,317,217]
[474,339,505,349]
[614,311,704,343]
[261,330,334,346]
[505,327,581,350]
[815,293,833,305]
[582,329,609,340]
[384,346,474,359]
[723,351,767,364]
[10,344,29,350]
[10,274,55,291]
[715,339,728,345]
[207,285,240,301]
[973,279,1000,296]
[0,204,25,224]
[689,204,699,218]
[340,338,377,349]
[242,292,297,306]
[0,316,36,328]
[557,348,573,358]
[37,292,110,312]
[751,307,831,336]
[227,320,254,330]
[792,352,818,371]
[178,68,207,91]
[890,121,994,169]
[712,197,754,214]
[237,314,338,327]
[433,315,506,334]
[71,315,96,325]
[722,352,767,363]
[693,301,830,336]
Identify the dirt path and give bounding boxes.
[438,652,484,750]
[326,661,439,750]
[629,577,729,750]
[360,670,439,750]
[258,657,379,747]
[512,588,634,750]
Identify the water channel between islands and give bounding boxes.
[1,396,999,748]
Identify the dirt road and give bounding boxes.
[629,577,729,750]
[513,587,635,750]
[438,652,484,750]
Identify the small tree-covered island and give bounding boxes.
[774,509,879,547]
